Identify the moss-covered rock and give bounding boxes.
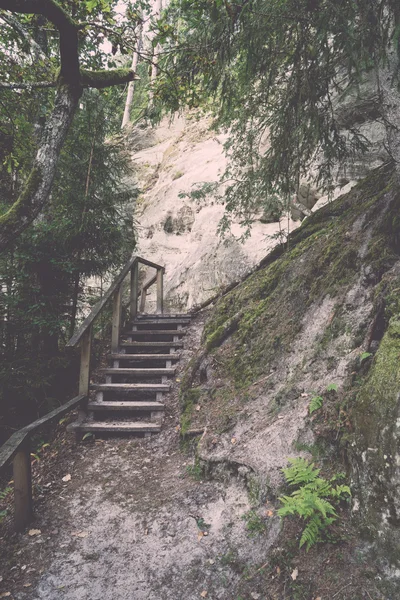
[181,164,400,582]
[351,314,400,569]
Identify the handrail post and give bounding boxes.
[13,439,33,532]
[111,284,123,352]
[130,260,139,320]
[140,283,147,313]
[156,268,164,314]
[79,326,92,397]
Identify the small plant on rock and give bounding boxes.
[242,510,267,537]
[278,458,350,551]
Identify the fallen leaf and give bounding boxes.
[276,566,281,574]
[200,592,207,598]
[28,529,41,536]
[315,597,322,600]
[231,437,237,444]
[23,584,31,588]
[197,531,204,541]
[72,531,89,538]
[62,474,71,482]
[291,568,298,581]
[0,593,11,598]
[266,510,274,517]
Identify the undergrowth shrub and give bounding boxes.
[278,458,350,551]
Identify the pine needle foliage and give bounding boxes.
[153,0,400,231]
[278,458,351,551]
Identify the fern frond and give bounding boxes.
[299,516,322,551]
[282,457,320,486]
[309,395,323,414]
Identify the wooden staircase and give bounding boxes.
[69,314,190,435]
[66,255,190,437]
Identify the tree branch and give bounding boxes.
[0,11,47,59]
[0,81,55,89]
[0,0,80,84]
[80,68,139,89]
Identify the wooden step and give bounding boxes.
[100,368,175,376]
[109,353,181,361]
[91,383,170,392]
[68,421,161,433]
[88,401,164,411]
[123,330,186,336]
[120,341,184,348]
[132,318,190,326]
[136,314,189,319]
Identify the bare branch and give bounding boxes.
[0,80,55,89]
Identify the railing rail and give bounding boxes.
[0,394,85,531]
[67,254,165,348]
[0,252,165,532]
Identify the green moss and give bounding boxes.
[352,317,400,558]
[180,387,201,435]
[80,68,135,88]
[0,167,42,230]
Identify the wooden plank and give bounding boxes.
[137,257,165,271]
[109,353,181,360]
[142,272,157,292]
[136,313,189,319]
[156,268,164,314]
[111,286,123,353]
[131,318,190,325]
[100,368,175,376]
[120,341,183,347]
[68,421,161,432]
[0,394,85,470]
[130,261,139,320]
[91,383,170,391]
[79,327,92,397]
[13,442,33,532]
[88,401,164,411]
[123,330,186,336]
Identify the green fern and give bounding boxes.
[326,383,338,392]
[278,459,351,551]
[309,395,323,414]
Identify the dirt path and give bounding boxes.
[0,314,278,600]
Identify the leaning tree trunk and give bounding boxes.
[0,82,82,253]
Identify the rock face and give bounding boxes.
[127,114,299,310]
[128,93,388,310]
[178,164,400,594]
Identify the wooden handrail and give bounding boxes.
[0,252,166,531]
[67,254,164,347]
[0,394,86,531]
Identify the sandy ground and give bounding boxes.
[0,314,280,600]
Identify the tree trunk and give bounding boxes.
[121,22,143,129]
[0,82,82,253]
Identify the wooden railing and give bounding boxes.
[67,254,165,397]
[0,394,85,532]
[0,254,165,531]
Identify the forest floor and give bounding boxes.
[0,313,385,600]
